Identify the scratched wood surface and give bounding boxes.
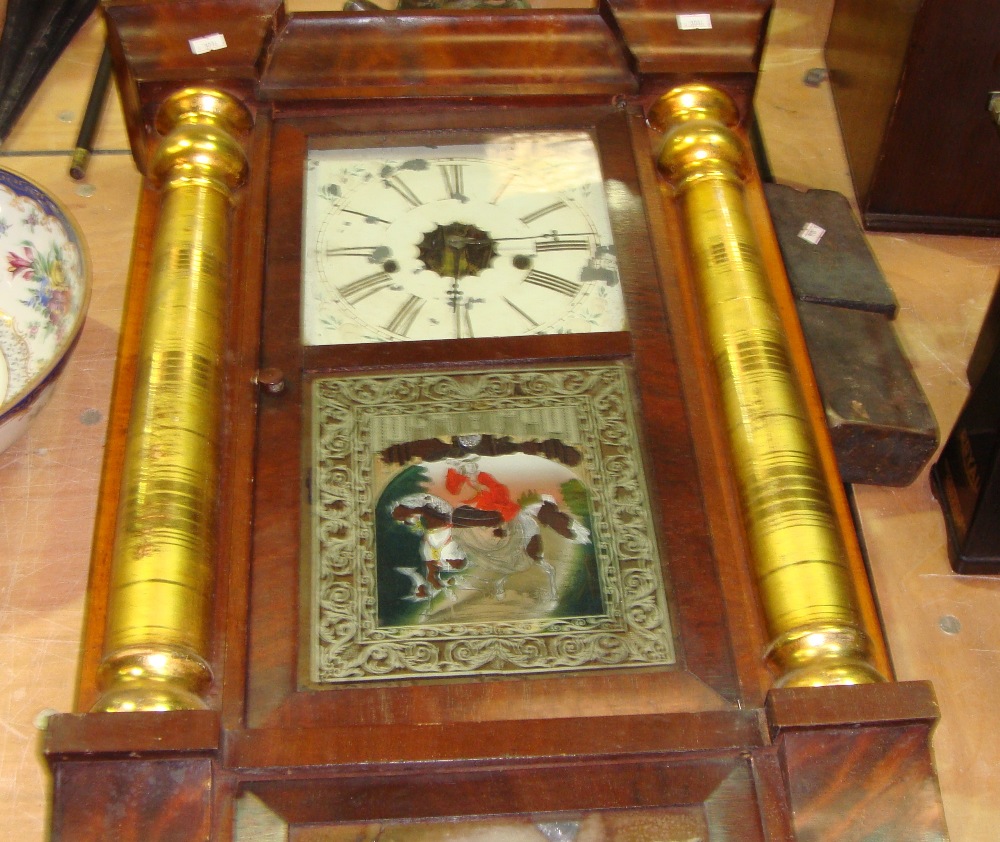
[2,4,999,841]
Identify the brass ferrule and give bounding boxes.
[650,84,884,687]
[92,89,251,712]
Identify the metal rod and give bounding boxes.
[69,43,113,181]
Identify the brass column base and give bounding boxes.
[93,646,213,713]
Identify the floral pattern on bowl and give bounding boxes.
[0,166,90,452]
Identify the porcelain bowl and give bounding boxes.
[0,167,90,454]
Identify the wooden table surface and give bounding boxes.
[2,4,998,840]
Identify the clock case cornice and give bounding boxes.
[101,0,771,169]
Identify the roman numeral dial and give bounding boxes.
[303,134,626,345]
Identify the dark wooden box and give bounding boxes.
[932,279,1000,573]
[825,0,1000,236]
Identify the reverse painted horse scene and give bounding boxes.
[376,444,601,627]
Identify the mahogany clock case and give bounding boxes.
[42,2,949,840]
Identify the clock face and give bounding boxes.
[301,131,626,345]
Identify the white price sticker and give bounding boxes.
[189,33,228,55]
[676,13,713,30]
[798,222,826,245]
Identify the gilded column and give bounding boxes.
[93,89,251,712]
[649,84,885,687]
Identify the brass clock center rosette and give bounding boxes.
[417,221,499,280]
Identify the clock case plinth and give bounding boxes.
[45,2,948,840]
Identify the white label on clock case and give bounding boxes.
[188,33,228,55]
[676,13,713,30]
[301,132,627,345]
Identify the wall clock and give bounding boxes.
[43,1,950,840]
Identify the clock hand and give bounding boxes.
[339,207,392,226]
[490,232,600,243]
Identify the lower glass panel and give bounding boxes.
[307,363,674,684]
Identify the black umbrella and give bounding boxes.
[0,0,48,99]
[0,0,98,144]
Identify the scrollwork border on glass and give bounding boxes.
[309,364,674,683]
